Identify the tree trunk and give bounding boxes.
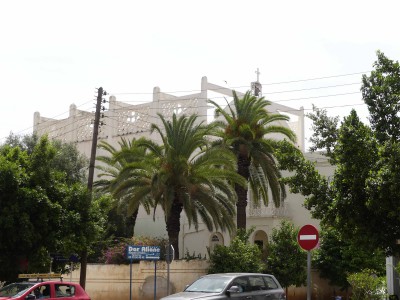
[166,200,183,259]
[236,153,251,230]
[79,249,87,289]
[130,209,139,236]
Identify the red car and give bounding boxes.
[0,279,90,300]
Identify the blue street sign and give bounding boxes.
[126,245,161,260]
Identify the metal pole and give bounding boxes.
[167,261,170,295]
[167,243,170,295]
[129,259,132,300]
[154,261,157,300]
[307,251,311,300]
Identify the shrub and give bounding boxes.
[101,236,168,264]
[347,269,387,300]
[183,249,206,261]
[395,262,400,275]
[208,228,265,274]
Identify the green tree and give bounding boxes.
[272,137,330,222]
[362,50,400,143]
[209,91,296,229]
[1,133,88,182]
[347,269,387,300]
[148,113,245,258]
[2,132,39,154]
[102,113,245,258]
[208,228,265,273]
[95,138,155,236]
[51,140,88,184]
[0,136,105,281]
[277,52,400,255]
[307,105,339,161]
[314,226,385,291]
[266,221,306,290]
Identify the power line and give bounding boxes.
[110,71,370,96]
[111,82,362,104]
[109,91,363,107]
[31,90,366,138]
[2,71,371,141]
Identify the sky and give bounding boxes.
[1,0,400,145]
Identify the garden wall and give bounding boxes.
[67,261,348,300]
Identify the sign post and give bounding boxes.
[297,224,319,300]
[166,244,174,295]
[126,245,161,300]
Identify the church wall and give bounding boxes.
[33,77,330,259]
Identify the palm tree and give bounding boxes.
[131,113,246,258]
[209,91,296,229]
[95,138,154,236]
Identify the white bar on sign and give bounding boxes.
[300,235,317,240]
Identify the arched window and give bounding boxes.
[209,232,224,252]
[253,230,268,250]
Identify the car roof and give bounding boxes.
[204,273,274,276]
[200,273,277,280]
[27,280,79,285]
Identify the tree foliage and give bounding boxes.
[307,104,339,158]
[273,51,400,288]
[266,221,306,288]
[101,235,168,264]
[362,50,400,143]
[95,138,155,237]
[278,51,400,255]
[314,226,385,290]
[275,139,330,221]
[0,135,106,281]
[142,113,246,258]
[208,228,265,274]
[347,269,387,300]
[96,113,246,259]
[209,91,296,229]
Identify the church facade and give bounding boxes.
[33,76,331,258]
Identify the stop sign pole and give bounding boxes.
[298,224,319,300]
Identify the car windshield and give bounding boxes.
[0,282,35,297]
[185,276,231,293]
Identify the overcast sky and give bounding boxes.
[1,0,399,145]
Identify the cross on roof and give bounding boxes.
[255,68,260,82]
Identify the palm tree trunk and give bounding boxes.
[129,209,139,236]
[166,200,183,259]
[236,154,251,229]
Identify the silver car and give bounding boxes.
[161,273,286,300]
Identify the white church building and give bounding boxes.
[33,76,331,258]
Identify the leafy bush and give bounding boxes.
[208,228,265,274]
[266,220,307,288]
[183,249,206,261]
[101,236,168,264]
[347,269,387,300]
[395,262,400,275]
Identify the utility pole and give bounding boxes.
[79,87,105,289]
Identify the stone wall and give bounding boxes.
[68,260,208,300]
[66,261,348,300]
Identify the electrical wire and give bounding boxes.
[110,71,370,95]
[2,71,371,141]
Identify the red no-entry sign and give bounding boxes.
[297,224,319,251]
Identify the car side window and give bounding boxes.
[263,276,279,289]
[230,277,249,293]
[40,284,51,298]
[55,284,75,298]
[248,276,267,291]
